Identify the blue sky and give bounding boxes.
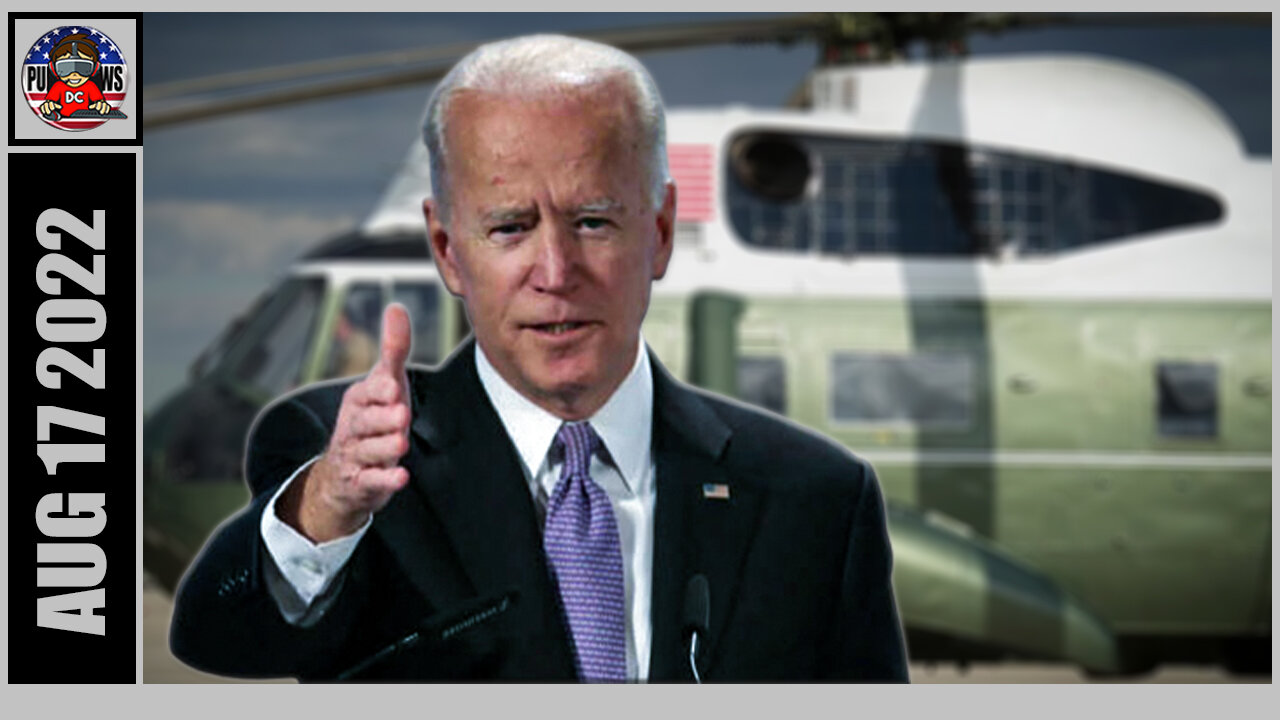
[141,13,1270,411]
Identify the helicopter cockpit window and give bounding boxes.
[391,282,441,366]
[226,277,324,398]
[831,351,973,427]
[726,132,1223,258]
[324,283,382,379]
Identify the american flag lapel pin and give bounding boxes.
[702,483,730,500]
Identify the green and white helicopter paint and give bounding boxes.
[144,50,1270,675]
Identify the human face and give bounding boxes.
[425,82,674,420]
[54,49,94,87]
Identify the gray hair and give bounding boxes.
[422,34,669,223]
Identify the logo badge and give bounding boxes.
[20,26,129,132]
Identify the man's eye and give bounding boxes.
[577,217,611,231]
[490,223,526,236]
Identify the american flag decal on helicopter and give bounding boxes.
[668,144,715,222]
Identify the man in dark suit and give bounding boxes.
[171,33,908,682]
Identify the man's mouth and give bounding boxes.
[526,321,593,336]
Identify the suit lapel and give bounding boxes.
[406,352,547,600]
[375,342,575,677]
[647,358,765,681]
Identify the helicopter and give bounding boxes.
[142,13,1271,676]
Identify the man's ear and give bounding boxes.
[423,198,464,296]
[651,181,676,280]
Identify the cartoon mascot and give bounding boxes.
[40,33,110,119]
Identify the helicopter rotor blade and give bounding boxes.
[147,15,828,101]
[144,60,460,129]
[143,14,831,129]
[967,11,1270,33]
[145,40,484,101]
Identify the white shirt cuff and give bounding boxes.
[260,457,373,622]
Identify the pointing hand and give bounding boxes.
[282,303,414,542]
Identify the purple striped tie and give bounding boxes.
[544,422,627,683]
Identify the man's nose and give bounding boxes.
[530,222,578,293]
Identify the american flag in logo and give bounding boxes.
[22,26,129,132]
[668,144,715,222]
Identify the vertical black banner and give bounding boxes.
[8,151,136,683]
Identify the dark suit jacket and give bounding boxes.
[170,342,908,681]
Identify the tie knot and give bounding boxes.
[554,422,600,478]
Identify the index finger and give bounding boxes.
[376,303,412,378]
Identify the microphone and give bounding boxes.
[682,574,710,684]
[336,588,520,681]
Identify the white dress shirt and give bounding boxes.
[260,339,656,681]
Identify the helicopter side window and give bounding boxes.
[726,131,1223,258]
[1156,361,1218,438]
[972,157,1052,255]
[830,351,973,427]
[1076,170,1223,251]
[323,283,383,379]
[226,277,324,398]
[737,356,787,415]
[391,282,441,366]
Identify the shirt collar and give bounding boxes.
[474,338,653,495]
